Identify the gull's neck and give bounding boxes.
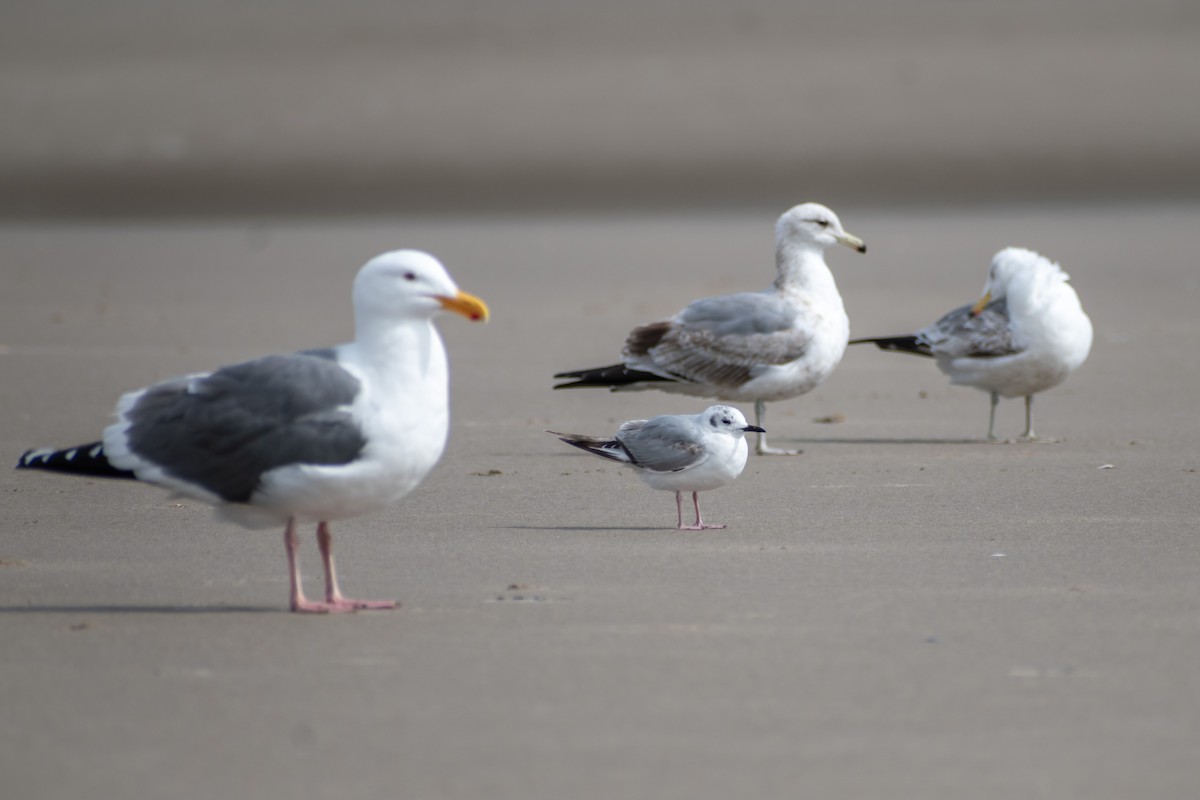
[774,240,837,295]
[347,309,452,467]
[352,314,442,379]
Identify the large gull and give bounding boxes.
[850,246,1092,440]
[549,405,764,530]
[17,250,489,613]
[553,202,866,455]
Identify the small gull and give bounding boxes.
[17,250,489,613]
[549,405,764,530]
[553,202,866,456]
[851,247,1092,440]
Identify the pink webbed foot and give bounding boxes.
[323,595,400,612]
[312,522,400,612]
[285,520,401,614]
[289,597,399,614]
[677,522,728,531]
[290,598,342,614]
[674,492,728,531]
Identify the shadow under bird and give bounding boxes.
[17,250,489,613]
[549,405,764,530]
[850,247,1092,440]
[553,202,865,456]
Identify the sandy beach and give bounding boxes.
[3,204,1198,799]
[2,3,1199,799]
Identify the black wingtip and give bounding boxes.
[849,335,911,348]
[553,364,677,390]
[848,336,934,358]
[16,443,137,480]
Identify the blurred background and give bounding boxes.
[3,0,1198,218]
[4,7,1200,799]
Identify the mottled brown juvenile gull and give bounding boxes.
[17,250,489,613]
[550,405,763,530]
[851,247,1092,440]
[554,202,866,455]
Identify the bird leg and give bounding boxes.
[753,400,803,456]
[986,391,1000,441]
[284,518,336,614]
[1022,393,1041,438]
[316,522,398,612]
[675,491,727,531]
[1020,395,1037,440]
[1017,395,1059,442]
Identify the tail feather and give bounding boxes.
[546,431,636,465]
[16,442,136,480]
[848,335,934,358]
[553,363,675,389]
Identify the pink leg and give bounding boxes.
[678,491,726,531]
[316,522,398,611]
[285,518,334,614]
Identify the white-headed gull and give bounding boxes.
[17,249,489,612]
[851,247,1092,440]
[554,202,865,455]
[550,405,763,530]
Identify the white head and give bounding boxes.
[701,405,766,436]
[775,202,867,254]
[352,249,489,326]
[973,247,1066,312]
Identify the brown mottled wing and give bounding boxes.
[918,298,1020,358]
[621,292,808,387]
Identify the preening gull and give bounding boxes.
[549,405,764,530]
[554,202,865,455]
[17,249,489,613]
[851,247,1092,440]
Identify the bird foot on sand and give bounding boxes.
[291,598,400,614]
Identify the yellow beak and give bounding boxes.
[970,290,993,316]
[437,290,490,322]
[835,230,868,254]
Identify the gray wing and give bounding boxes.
[918,298,1019,358]
[119,351,366,503]
[616,416,708,473]
[623,292,810,387]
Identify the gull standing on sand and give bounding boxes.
[17,250,489,613]
[553,202,866,455]
[549,405,764,530]
[851,247,1092,440]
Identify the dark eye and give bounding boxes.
[816,219,829,228]
[722,417,732,426]
[403,271,418,281]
